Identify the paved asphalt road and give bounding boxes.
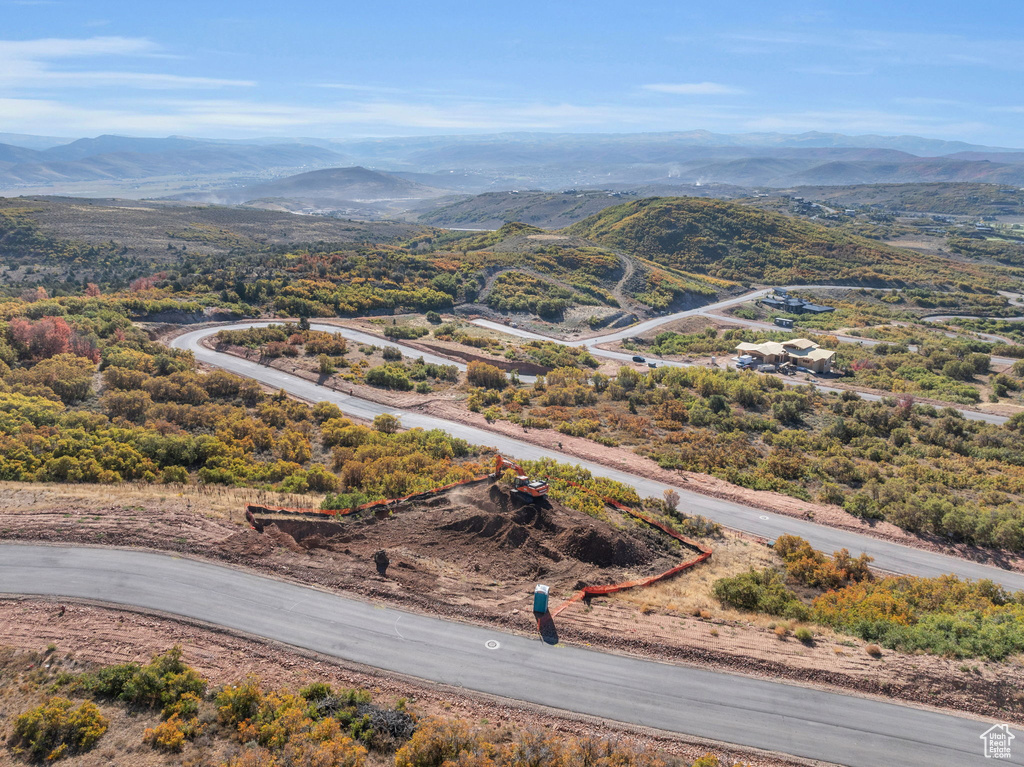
[175,327,1024,592]
[2,544,1018,767]
[472,289,1011,426]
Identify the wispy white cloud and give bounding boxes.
[0,36,155,58]
[723,29,1024,70]
[0,95,745,136]
[0,36,253,90]
[743,108,989,139]
[314,82,406,94]
[642,82,744,95]
[893,96,970,109]
[796,65,874,77]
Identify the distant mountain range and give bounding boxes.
[2,130,1024,197]
[0,135,347,187]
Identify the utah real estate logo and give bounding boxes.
[980,724,1015,760]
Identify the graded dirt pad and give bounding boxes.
[252,483,678,588]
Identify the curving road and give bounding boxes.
[173,325,1024,592]
[471,288,1014,425]
[1,544,1018,767]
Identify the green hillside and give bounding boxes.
[565,196,1003,287]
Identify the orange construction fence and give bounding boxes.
[245,473,492,520]
[549,484,713,617]
[245,474,712,621]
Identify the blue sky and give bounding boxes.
[2,0,1022,145]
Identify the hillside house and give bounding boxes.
[760,293,835,314]
[735,338,836,374]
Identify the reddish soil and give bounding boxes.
[253,483,680,592]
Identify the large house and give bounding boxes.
[760,294,835,314]
[735,338,836,374]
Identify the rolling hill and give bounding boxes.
[230,166,448,205]
[564,196,995,286]
[419,190,637,229]
[417,185,755,229]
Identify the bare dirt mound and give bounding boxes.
[254,482,674,586]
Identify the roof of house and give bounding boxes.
[736,339,836,362]
[736,341,786,356]
[790,348,836,362]
[782,338,815,349]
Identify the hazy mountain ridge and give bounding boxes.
[0,136,348,187]
[2,130,1024,197]
[172,166,453,215]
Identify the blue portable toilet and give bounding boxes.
[533,584,550,613]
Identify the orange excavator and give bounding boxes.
[493,455,549,501]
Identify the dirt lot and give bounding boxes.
[0,603,803,767]
[2,481,1022,726]
[254,483,681,592]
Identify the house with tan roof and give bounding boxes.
[735,337,836,374]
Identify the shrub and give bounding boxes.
[12,697,109,761]
[865,644,883,657]
[216,677,264,728]
[82,646,207,713]
[313,401,344,423]
[372,413,401,434]
[299,682,334,702]
[466,361,507,390]
[383,325,429,340]
[816,482,845,506]
[161,465,189,484]
[321,491,370,511]
[772,535,873,590]
[712,569,809,620]
[364,364,412,390]
[382,346,403,362]
[811,574,1024,660]
[795,627,814,644]
[662,488,680,512]
[144,714,190,752]
[394,719,483,767]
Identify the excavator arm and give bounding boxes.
[493,455,549,500]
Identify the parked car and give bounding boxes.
[632,355,646,363]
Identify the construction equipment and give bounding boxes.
[493,455,549,501]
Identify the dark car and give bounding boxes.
[632,355,645,363]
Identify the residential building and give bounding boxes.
[760,293,835,314]
[735,338,836,374]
